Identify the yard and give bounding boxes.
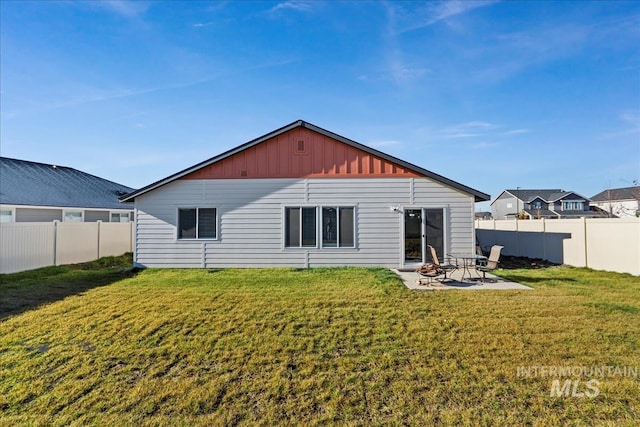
[1,255,639,425]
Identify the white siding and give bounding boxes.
[134,178,476,268]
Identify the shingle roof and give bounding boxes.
[590,186,639,202]
[0,157,133,210]
[504,189,568,203]
[121,120,490,203]
[523,208,556,218]
[502,189,589,203]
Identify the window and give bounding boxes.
[562,201,583,211]
[178,208,216,239]
[322,207,354,248]
[111,212,131,223]
[63,211,83,222]
[285,207,316,247]
[0,210,12,223]
[532,201,542,209]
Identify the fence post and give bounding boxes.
[53,220,58,266]
[542,218,546,261]
[97,220,102,259]
[583,217,588,269]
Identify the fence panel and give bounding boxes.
[99,222,133,258]
[0,223,55,274]
[56,222,99,265]
[586,218,640,275]
[0,222,132,274]
[476,218,639,276]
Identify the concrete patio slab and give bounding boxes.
[391,268,532,291]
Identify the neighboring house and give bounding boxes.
[0,157,134,223]
[491,189,608,220]
[120,120,490,269]
[475,211,493,220]
[590,186,640,218]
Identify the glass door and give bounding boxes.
[424,208,444,262]
[404,209,423,263]
[404,208,445,265]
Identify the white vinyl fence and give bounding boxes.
[476,218,640,276]
[0,221,133,274]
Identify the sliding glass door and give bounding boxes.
[403,208,445,264]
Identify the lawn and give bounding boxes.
[1,256,639,426]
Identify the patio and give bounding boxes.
[392,268,532,291]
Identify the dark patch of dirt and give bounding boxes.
[499,256,558,270]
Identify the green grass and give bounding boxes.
[1,258,639,425]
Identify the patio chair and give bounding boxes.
[476,245,504,284]
[429,245,458,277]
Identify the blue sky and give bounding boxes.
[1,1,638,211]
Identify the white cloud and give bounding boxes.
[470,141,500,149]
[439,121,499,138]
[369,140,402,148]
[95,1,150,18]
[193,22,215,28]
[502,129,530,136]
[434,121,529,141]
[601,110,640,139]
[269,1,314,14]
[390,0,497,34]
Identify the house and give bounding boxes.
[0,157,134,223]
[120,120,489,269]
[491,189,608,220]
[475,211,493,220]
[590,186,640,218]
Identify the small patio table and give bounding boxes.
[447,253,488,281]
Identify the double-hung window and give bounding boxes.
[285,207,317,247]
[322,207,355,248]
[178,208,217,239]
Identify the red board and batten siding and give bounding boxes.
[182,127,422,180]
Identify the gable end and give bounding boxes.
[181,127,422,180]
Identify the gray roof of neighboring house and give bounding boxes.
[0,157,134,210]
[523,208,557,218]
[494,189,590,204]
[590,186,639,202]
[121,120,490,203]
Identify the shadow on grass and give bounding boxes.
[0,254,136,320]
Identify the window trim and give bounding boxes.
[63,210,84,222]
[110,211,132,222]
[176,207,218,241]
[283,206,318,249]
[562,200,584,211]
[282,205,357,250]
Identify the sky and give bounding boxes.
[1,0,639,211]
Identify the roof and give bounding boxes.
[492,189,589,205]
[522,208,557,218]
[590,186,639,202]
[0,157,134,210]
[121,120,490,203]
